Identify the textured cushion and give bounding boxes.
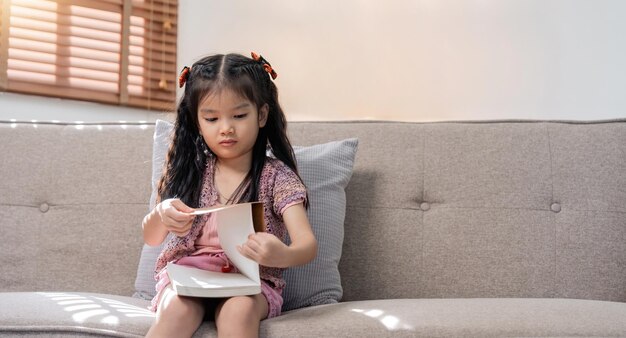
[2,293,625,337]
[262,298,626,337]
[133,120,358,312]
[0,292,154,337]
[0,122,152,296]
[133,120,172,300]
[282,139,358,310]
[286,121,626,304]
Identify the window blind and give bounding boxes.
[0,0,177,111]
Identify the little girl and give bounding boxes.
[142,52,317,338]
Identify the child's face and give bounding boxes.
[197,88,268,163]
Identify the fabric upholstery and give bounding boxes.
[282,139,358,310]
[3,293,623,338]
[0,292,154,338]
[287,121,626,303]
[132,120,172,300]
[1,119,625,338]
[0,122,152,296]
[261,298,626,337]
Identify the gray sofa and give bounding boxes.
[1,119,625,337]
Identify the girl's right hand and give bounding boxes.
[156,198,195,237]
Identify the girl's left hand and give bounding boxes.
[237,232,288,268]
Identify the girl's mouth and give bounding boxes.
[219,139,237,146]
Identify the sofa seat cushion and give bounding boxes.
[261,298,626,337]
[3,294,625,337]
[0,292,154,337]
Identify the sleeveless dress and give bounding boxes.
[150,156,307,319]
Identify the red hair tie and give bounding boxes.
[251,52,278,80]
[179,66,191,88]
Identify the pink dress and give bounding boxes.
[151,156,307,319]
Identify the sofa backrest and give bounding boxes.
[0,121,153,296]
[1,120,624,303]
[286,120,626,303]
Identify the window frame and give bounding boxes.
[0,0,178,111]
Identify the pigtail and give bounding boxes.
[263,82,310,209]
[265,82,296,172]
[157,55,226,208]
[157,96,206,208]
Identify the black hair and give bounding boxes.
[157,53,307,208]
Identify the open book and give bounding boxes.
[166,202,266,298]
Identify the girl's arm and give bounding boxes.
[280,203,318,266]
[142,198,195,246]
[238,202,317,268]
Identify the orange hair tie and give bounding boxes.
[178,66,191,88]
[251,52,278,80]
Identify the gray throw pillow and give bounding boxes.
[281,139,358,310]
[132,120,171,301]
[133,119,358,312]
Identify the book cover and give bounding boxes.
[166,202,266,298]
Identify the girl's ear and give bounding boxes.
[259,104,269,128]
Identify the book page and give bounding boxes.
[215,203,261,284]
[190,204,231,215]
[167,263,260,297]
[167,202,264,298]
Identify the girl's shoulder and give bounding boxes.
[263,156,293,173]
[261,156,302,185]
[262,157,307,214]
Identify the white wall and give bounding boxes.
[1,0,625,122]
[0,92,168,122]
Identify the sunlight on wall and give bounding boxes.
[351,308,415,331]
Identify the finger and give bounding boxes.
[166,217,192,230]
[174,219,193,233]
[162,216,187,229]
[247,233,264,245]
[179,218,193,228]
[169,210,194,222]
[244,239,262,253]
[171,229,188,237]
[238,244,256,261]
[237,245,246,257]
[170,199,194,213]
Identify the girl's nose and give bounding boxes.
[220,124,234,135]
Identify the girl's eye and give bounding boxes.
[234,113,248,119]
[205,117,218,122]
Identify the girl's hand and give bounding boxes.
[156,198,195,237]
[237,233,288,268]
